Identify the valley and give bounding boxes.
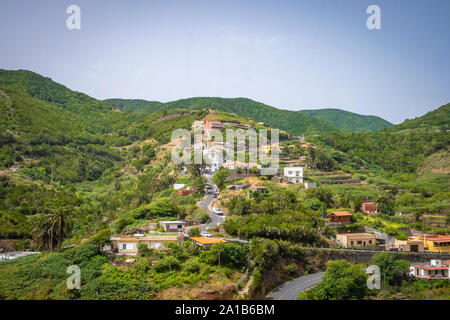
[0,69,449,300]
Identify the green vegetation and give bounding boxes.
[304,260,369,300]
[0,69,449,300]
[106,97,339,135]
[299,253,449,300]
[0,240,246,300]
[298,108,393,132]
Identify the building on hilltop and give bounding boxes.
[283,166,303,183]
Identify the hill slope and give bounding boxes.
[391,103,450,131]
[297,108,393,132]
[105,97,339,135]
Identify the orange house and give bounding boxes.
[329,211,352,223]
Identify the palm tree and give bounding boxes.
[32,201,72,251]
[376,194,396,216]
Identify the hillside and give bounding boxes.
[106,97,339,135]
[390,103,450,131]
[297,108,393,132]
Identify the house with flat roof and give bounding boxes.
[336,233,377,248]
[384,239,424,252]
[110,234,183,255]
[283,167,303,183]
[362,202,377,213]
[160,221,186,233]
[411,235,450,253]
[410,260,450,279]
[190,237,227,250]
[329,211,352,224]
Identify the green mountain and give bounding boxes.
[313,103,450,173]
[105,97,339,135]
[390,103,450,131]
[297,108,393,132]
[0,69,206,183]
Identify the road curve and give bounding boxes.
[198,174,224,231]
[266,272,325,300]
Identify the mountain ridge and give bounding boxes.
[297,108,393,132]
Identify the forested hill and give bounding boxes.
[0,69,206,183]
[106,97,339,135]
[389,103,450,132]
[297,108,393,132]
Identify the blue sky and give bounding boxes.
[0,0,449,123]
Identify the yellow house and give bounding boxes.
[412,235,450,253]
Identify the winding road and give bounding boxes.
[198,174,224,231]
[266,272,325,300]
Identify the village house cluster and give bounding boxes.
[104,219,230,256]
[328,210,450,253]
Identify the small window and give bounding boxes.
[369,240,372,244]
[122,244,127,250]
[357,241,362,245]
[178,225,182,229]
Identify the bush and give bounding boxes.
[201,243,248,269]
[310,260,368,300]
[371,253,410,287]
[152,256,181,272]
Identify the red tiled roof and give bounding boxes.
[411,265,449,271]
[330,211,352,217]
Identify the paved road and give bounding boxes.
[198,174,224,231]
[266,272,325,300]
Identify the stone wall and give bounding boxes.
[304,247,450,264]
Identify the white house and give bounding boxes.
[109,234,183,255]
[283,167,303,183]
[173,184,185,190]
[410,259,450,279]
[159,221,186,233]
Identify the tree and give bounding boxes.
[309,260,368,300]
[352,197,363,213]
[32,198,73,251]
[137,242,153,257]
[202,243,248,269]
[413,211,424,223]
[376,194,396,216]
[306,187,334,208]
[371,253,410,287]
[212,168,231,189]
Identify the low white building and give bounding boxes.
[410,259,450,279]
[173,184,185,190]
[109,234,183,255]
[160,221,186,233]
[283,167,303,183]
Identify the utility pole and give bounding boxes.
[218,249,221,280]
